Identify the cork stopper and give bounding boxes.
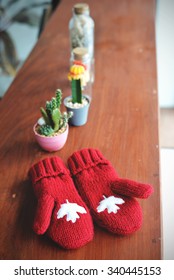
[72,47,89,61]
[73,3,89,15]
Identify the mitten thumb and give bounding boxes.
[111,178,154,199]
[33,194,54,234]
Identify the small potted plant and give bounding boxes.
[34,89,73,152]
[64,63,91,126]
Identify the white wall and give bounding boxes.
[156,0,174,108]
[160,149,174,259]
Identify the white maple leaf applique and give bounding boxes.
[97,195,125,214]
[57,200,87,223]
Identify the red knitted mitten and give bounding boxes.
[68,148,153,235]
[28,157,93,249]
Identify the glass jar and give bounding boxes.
[69,3,95,78]
[70,47,93,101]
[70,47,93,83]
[71,48,93,101]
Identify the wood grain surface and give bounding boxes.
[0,0,161,259]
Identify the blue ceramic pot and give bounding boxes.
[64,96,90,126]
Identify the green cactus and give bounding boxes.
[40,107,51,125]
[71,79,82,104]
[38,89,73,136]
[56,89,62,107]
[38,125,54,136]
[59,111,73,130]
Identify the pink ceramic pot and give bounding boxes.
[33,124,69,152]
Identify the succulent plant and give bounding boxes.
[38,125,54,137]
[37,89,73,136]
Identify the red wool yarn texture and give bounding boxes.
[68,148,154,235]
[28,157,94,249]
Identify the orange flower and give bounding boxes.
[68,64,89,86]
[68,64,85,81]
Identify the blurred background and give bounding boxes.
[156,0,174,260]
[0,0,174,259]
[0,0,60,98]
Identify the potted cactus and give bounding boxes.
[34,89,73,152]
[64,63,91,126]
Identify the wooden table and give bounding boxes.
[0,0,161,260]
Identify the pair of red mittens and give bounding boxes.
[29,148,153,249]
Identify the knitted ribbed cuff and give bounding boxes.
[29,157,69,184]
[68,148,109,175]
